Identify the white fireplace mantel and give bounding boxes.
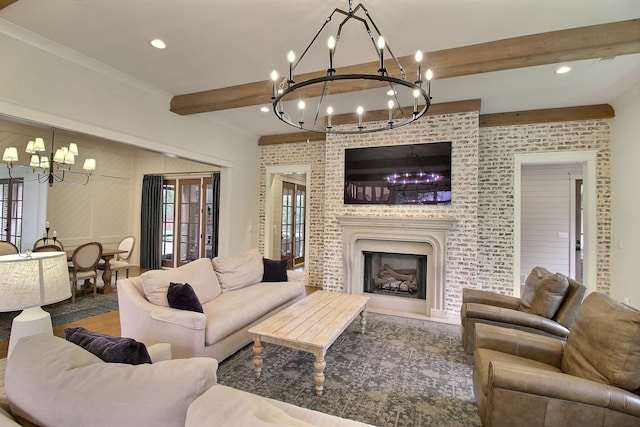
[337,215,456,318]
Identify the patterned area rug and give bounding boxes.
[217,313,481,427]
[0,292,119,341]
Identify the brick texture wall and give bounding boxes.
[258,115,612,318]
[478,120,612,295]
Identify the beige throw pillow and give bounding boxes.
[212,248,264,291]
[519,266,569,319]
[141,258,221,307]
[561,292,640,391]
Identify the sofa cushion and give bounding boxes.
[212,248,263,292]
[263,258,288,282]
[203,281,303,345]
[167,282,204,313]
[561,292,640,391]
[5,334,218,427]
[65,326,152,365]
[519,267,569,318]
[141,258,221,307]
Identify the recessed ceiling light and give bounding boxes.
[386,89,397,96]
[150,39,166,49]
[260,106,270,113]
[556,65,571,74]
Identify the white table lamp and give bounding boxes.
[0,252,71,357]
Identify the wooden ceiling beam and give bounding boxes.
[0,0,19,11]
[258,102,614,145]
[479,104,614,127]
[170,19,640,115]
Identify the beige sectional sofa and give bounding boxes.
[118,249,306,360]
[1,334,374,427]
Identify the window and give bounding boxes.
[0,178,23,248]
[161,176,213,268]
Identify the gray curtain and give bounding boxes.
[140,174,162,269]
[210,172,220,258]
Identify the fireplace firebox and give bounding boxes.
[363,251,427,300]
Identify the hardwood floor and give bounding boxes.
[0,284,319,359]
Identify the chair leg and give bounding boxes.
[71,277,76,304]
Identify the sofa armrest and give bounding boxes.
[489,361,640,418]
[150,306,207,330]
[462,289,521,309]
[465,302,570,337]
[147,343,172,363]
[476,324,565,367]
[286,269,305,284]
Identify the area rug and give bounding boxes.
[217,313,481,427]
[0,292,119,342]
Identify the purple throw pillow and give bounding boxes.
[167,282,204,313]
[64,326,152,365]
[262,258,288,282]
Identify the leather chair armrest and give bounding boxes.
[462,289,521,309]
[476,324,565,367]
[489,362,640,417]
[465,303,570,337]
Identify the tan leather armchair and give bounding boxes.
[472,293,640,427]
[461,266,586,354]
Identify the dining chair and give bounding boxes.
[99,236,136,283]
[69,242,103,303]
[33,238,64,251]
[33,245,64,252]
[0,240,19,255]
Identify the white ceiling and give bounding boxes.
[1,0,639,138]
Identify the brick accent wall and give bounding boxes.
[478,120,612,295]
[259,141,326,288]
[258,115,612,318]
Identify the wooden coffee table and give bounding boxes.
[248,291,369,396]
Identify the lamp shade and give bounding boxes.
[0,252,71,311]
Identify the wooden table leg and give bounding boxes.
[252,336,263,378]
[100,254,115,293]
[360,309,367,334]
[313,349,327,396]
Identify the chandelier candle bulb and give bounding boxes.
[287,51,295,84]
[270,70,279,99]
[415,50,423,84]
[326,106,333,129]
[413,89,420,115]
[328,36,336,74]
[357,106,364,129]
[388,99,394,124]
[377,36,385,74]
[426,68,433,96]
[298,100,305,126]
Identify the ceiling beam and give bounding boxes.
[171,19,640,116]
[479,104,615,127]
[0,0,19,10]
[258,102,614,145]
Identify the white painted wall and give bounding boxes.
[611,80,640,308]
[0,20,260,256]
[520,163,582,279]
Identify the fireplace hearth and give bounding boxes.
[338,216,455,318]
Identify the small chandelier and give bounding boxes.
[2,130,96,187]
[270,1,433,134]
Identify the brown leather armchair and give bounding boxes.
[461,266,586,354]
[472,292,640,427]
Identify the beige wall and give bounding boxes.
[0,117,218,265]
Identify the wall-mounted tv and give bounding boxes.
[344,141,451,205]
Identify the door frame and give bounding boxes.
[265,164,310,268]
[513,151,597,297]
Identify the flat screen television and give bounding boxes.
[344,141,451,205]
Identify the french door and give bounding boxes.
[281,182,305,268]
[161,177,213,268]
[0,179,23,248]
